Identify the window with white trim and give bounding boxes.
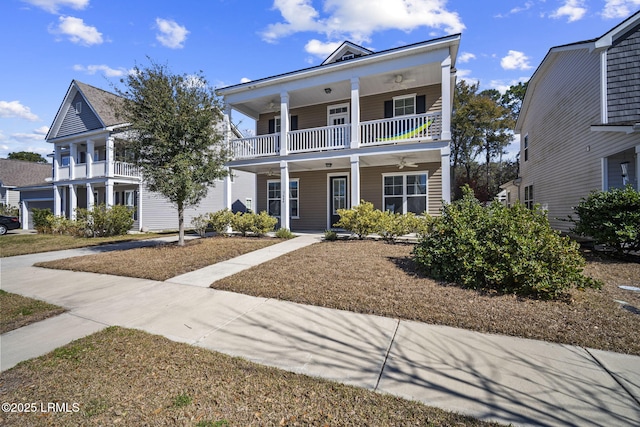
[524,185,533,209]
[393,94,416,117]
[267,179,299,219]
[383,173,427,214]
[524,134,529,162]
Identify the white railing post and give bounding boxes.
[351,77,360,149]
[86,139,94,178]
[441,56,452,140]
[280,92,289,156]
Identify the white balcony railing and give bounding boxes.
[114,161,140,177]
[229,112,442,160]
[289,124,350,153]
[231,134,280,158]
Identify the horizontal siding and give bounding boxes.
[256,84,442,135]
[57,92,103,138]
[519,47,639,232]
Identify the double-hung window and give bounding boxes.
[267,179,299,219]
[524,185,533,209]
[393,95,416,117]
[383,173,427,214]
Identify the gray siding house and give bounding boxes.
[504,11,640,232]
[46,80,255,232]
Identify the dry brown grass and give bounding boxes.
[214,240,640,355]
[0,327,500,426]
[36,236,278,281]
[0,290,66,334]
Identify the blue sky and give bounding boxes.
[1,0,638,161]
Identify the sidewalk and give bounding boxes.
[1,234,639,426]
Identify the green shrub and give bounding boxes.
[324,229,338,241]
[191,214,209,237]
[275,227,295,239]
[413,187,600,299]
[334,201,382,239]
[77,204,133,237]
[0,203,19,217]
[208,208,233,235]
[376,211,422,243]
[231,211,254,236]
[569,186,640,256]
[32,208,53,233]
[250,211,278,236]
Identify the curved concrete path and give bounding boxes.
[1,234,639,426]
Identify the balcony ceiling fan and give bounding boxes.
[386,73,416,89]
[397,157,418,169]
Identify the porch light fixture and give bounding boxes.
[325,163,332,168]
[324,88,332,94]
[621,161,630,185]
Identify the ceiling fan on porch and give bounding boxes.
[397,158,418,169]
[267,168,280,177]
[386,73,416,89]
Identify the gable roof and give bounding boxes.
[516,10,640,132]
[46,80,125,140]
[321,41,374,65]
[0,159,52,188]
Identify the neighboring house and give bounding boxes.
[504,11,640,232]
[0,158,53,229]
[46,80,255,232]
[217,36,460,231]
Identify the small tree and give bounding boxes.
[8,151,48,163]
[114,60,230,246]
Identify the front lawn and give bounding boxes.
[0,327,500,426]
[0,290,65,333]
[36,236,279,281]
[0,233,168,257]
[213,240,640,355]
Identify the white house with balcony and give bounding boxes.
[217,35,459,231]
[47,80,255,231]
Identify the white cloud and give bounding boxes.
[550,0,587,22]
[240,77,252,83]
[601,0,640,18]
[458,52,476,63]
[261,0,465,45]
[73,64,128,77]
[304,39,342,57]
[11,132,47,141]
[0,101,39,121]
[500,50,533,70]
[155,18,189,49]
[49,16,103,45]
[495,1,534,18]
[21,0,88,14]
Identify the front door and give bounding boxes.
[328,104,349,147]
[329,176,348,227]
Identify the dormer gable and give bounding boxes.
[46,80,124,141]
[321,41,373,65]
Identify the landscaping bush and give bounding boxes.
[334,201,382,239]
[208,208,233,235]
[413,187,601,299]
[76,204,134,237]
[231,211,253,236]
[230,211,277,237]
[323,229,338,241]
[569,186,640,257]
[275,227,295,239]
[376,211,422,243]
[32,208,53,233]
[191,214,209,237]
[0,203,19,217]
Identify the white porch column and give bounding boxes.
[53,144,60,180]
[440,56,452,140]
[280,160,290,230]
[69,142,77,180]
[279,92,289,156]
[635,145,640,191]
[53,185,61,216]
[137,184,144,231]
[601,157,608,191]
[86,139,94,178]
[224,104,232,157]
[105,180,114,207]
[86,183,94,210]
[106,136,115,177]
[350,154,360,207]
[224,167,233,211]
[350,77,360,149]
[68,184,77,220]
[441,146,451,204]
[21,201,28,230]
[61,186,67,217]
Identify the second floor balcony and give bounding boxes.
[231,112,442,160]
[55,160,141,181]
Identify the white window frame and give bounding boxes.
[245,198,253,212]
[76,102,82,114]
[392,94,417,117]
[523,134,529,162]
[524,184,533,209]
[382,171,428,215]
[124,190,135,208]
[267,178,300,219]
[327,103,350,124]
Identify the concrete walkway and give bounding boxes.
[1,234,639,426]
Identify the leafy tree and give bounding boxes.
[113,60,230,245]
[8,151,48,163]
[501,81,528,120]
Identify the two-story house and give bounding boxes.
[46,80,255,231]
[217,35,460,231]
[504,11,639,232]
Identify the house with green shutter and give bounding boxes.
[217,35,460,230]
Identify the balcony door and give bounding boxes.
[327,104,349,147]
